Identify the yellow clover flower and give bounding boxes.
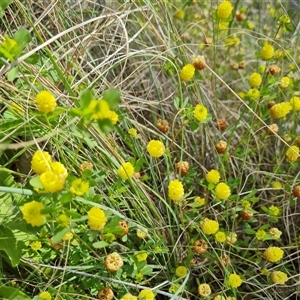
[40,171,65,193]
[272,181,282,189]
[194,196,205,206]
[270,271,288,285]
[198,283,211,297]
[22,201,46,227]
[200,218,219,235]
[263,246,284,263]
[226,232,237,245]
[206,169,220,184]
[35,91,57,114]
[180,64,195,82]
[247,88,260,100]
[50,161,68,179]
[57,214,70,227]
[87,207,107,231]
[227,273,243,288]
[269,228,282,240]
[174,8,185,20]
[117,162,135,180]
[215,182,231,200]
[269,205,280,216]
[193,104,208,121]
[146,140,165,158]
[256,229,267,241]
[39,291,52,300]
[128,128,138,137]
[30,241,42,251]
[138,289,155,300]
[136,251,148,262]
[261,43,274,60]
[31,150,52,174]
[286,145,299,162]
[290,96,300,111]
[168,179,184,202]
[269,102,292,119]
[279,77,290,89]
[120,293,138,300]
[70,178,89,196]
[175,266,188,277]
[213,296,226,300]
[136,228,148,239]
[215,231,226,243]
[217,1,233,19]
[249,72,262,88]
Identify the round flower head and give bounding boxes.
[128,128,137,137]
[30,241,42,251]
[200,218,219,235]
[227,273,243,288]
[249,72,262,87]
[109,111,119,125]
[168,179,184,202]
[175,161,189,176]
[156,119,169,133]
[269,102,292,118]
[39,291,52,300]
[174,8,184,20]
[97,287,114,300]
[261,43,274,60]
[256,229,267,241]
[69,178,89,196]
[269,228,282,240]
[87,207,107,230]
[217,1,233,19]
[198,283,211,297]
[180,64,195,82]
[146,140,165,158]
[31,150,52,174]
[269,205,280,216]
[215,182,231,200]
[40,171,65,193]
[138,289,155,300]
[290,96,300,111]
[175,266,188,277]
[104,252,123,272]
[22,201,46,227]
[117,162,135,180]
[120,293,138,300]
[270,271,288,285]
[263,246,284,263]
[35,90,57,114]
[213,296,226,300]
[279,76,290,89]
[192,239,208,254]
[215,231,226,243]
[206,169,220,184]
[193,55,206,70]
[136,251,148,262]
[136,228,148,239]
[286,145,299,162]
[50,161,68,179]
[193,104,208,121]
[247,88,260,100]
[226,232,237,245]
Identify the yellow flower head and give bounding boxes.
[206,169,220,184]
[227,273,243,288]
[117,162,135,180]
[272,181,282,189]
[226,232,237,245]
[286,145,299,162]
[138,289,155,300]
[39,291,52,300]
[247,88,260,100]
[136,228,148,239]
[40,171,65,193]
[70,178,89,196]
[213,296,226,300]
[261,43,274,60]
[57,214,70,227]
[256,229,267,241]
[217,1,233,19]
[62,231,73,241]
[215,231,226,243]
[35,91,57,114]
[180,64,195,82]
[136,251,148,262]
[175,266,188,277]
[168,179,184,202]
[87,207,107,231]
[194,196,205,206]
[31,150,52,175]
[146,140,165,158]
[198,283,211,297]
[50,161,68,179]
[175,8,185,20]
[193,104,208,121]
[270,271,288,285]
[269,102,292,119]
[215,182,231,200]
[263,246,284,262]
[128,128,138,137]
[269,227,282,240]
[290,96,300,111]
[269,205,280,216]
[200,218,219,235]
[249,72,262,88]
[120,293,138,300]
[30,241,42,251]
[109,110,119,125]
[22,201,46,227]
[279,77,290,89]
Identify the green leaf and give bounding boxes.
[52,228,70,243]
[0,286,30,300]
[7,66,18,81]
[102,89,120,109]
[285,23,294,32]
[80,88,94,109]
[92,241,109,249]
[24,53,39,64]
[13,28,31,51]
[134,158,145,172]
[29,176,43,190]
[189,120,199,132]
[244,228,256,235]
[140,265,153,275]
[0,0,12,11]
[0,225,24,266]
[59,191,73,204]
[98,119,114,133]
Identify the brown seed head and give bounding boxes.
[104,252,123,272]
[79,161,93,172]
[267,101,276,109]
[241,210,253,221]
[268,64,281,75]
[219,254,231,267]
[215,141,227,154]
[192,239,208,254]
[50,237,63,250]
[175,161,189,176]
[238,61,246,69]
[204,37,213,45]
[193,55,206,70]
[230,62,239,70]
[292,186,300,198]
[134,172,141,179]
[216,119,228,131]
[98,287,114,300]
[236,12,246,21]
[266,124,279,135]
[117,221,129,237]
[157,119,169,133]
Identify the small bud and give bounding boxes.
[192,239,208,254]
[292,186,300,198]
[267,101,276,109]
[175,161,189,176]
[157,119,169,133]
[215,141,227,154]
[116,221,129,237]
[268,65,281,75]
[241,210,253,221]
[98,287,114,300]
[266,124,279,135]
[216,119,228,131]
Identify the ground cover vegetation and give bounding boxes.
[0,0,299,299]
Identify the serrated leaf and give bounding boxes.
[92,241,109,249]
